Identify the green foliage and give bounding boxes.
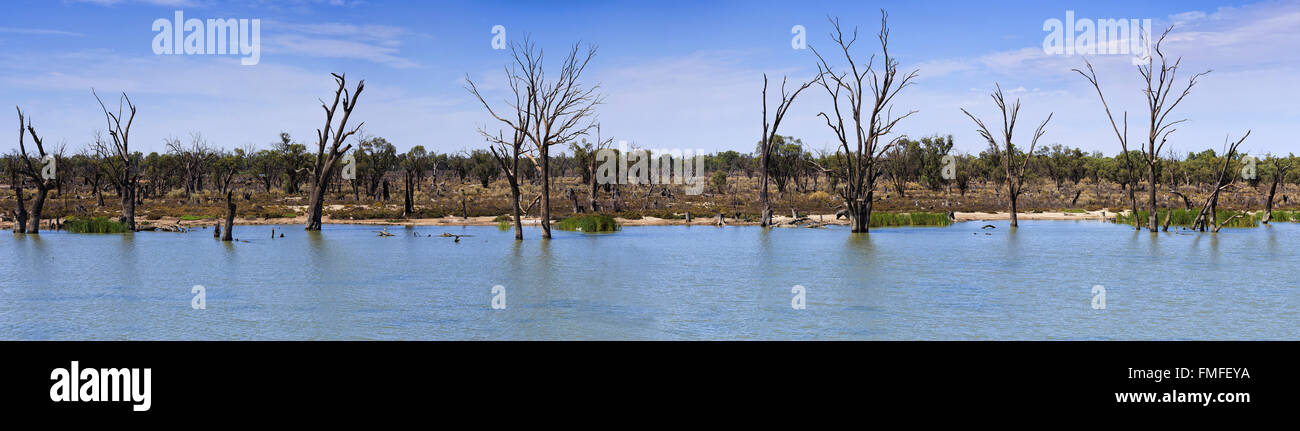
[179,215,212,221]
[1115,209,1258,228]
[469,150,499,187]
[555,214,620,232]
[497,220,512,230]
[65,217,130,233]
[1267,210,1300,222]
[868,212,953,227]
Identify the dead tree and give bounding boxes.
[1074,27,1209,231]
[808,11,918,233]
[515,38,602,238]
[960,84,1051,228]
[305,73,364,231]
[1074,64,1140,229]
[166,132,213,198]
[565,187,582,213]
[403,170,414,217]
[1192,132,1250,231]
[92,90,138,231]
[222,190,235,241]
[8,161,27,233]
[1262,155,1293,223]
[585,124,613,213]
[759,74,812,227]
[466,45,534,240]
[13,107,56,233]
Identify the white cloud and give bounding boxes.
[0,27,83,37]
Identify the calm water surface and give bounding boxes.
[2,220,1297,340]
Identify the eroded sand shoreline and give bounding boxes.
[99,209,1119,229]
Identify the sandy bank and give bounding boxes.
[5,209,1126,230]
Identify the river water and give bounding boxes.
[2,220,1296,340]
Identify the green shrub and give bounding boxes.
[555,214,620,232]
[65,216,130,233]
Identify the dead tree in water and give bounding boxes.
[8,161,28,233]
[1192,132,1250,232]
[13,107,56,233]
[466,44,534,240]
[808,11,918,233]
[92,90,138,231]
[514,38,602,239]
[1262,154,1294,223]
[222,190,235,241]
[305,73,364,231]
[1074,27,1209,231]
[759,74,812,227]
[960,84,1051,228]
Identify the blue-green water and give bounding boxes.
[2,221,1297,340]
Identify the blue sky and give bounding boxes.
[1,0,1296,158]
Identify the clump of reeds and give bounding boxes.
[555,214,620,232]
[869,212,953,228]
[65,216,130,233]
[1115,209,1258,228]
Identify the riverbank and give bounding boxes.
[2,209,1129,231]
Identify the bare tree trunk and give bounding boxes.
[1147,164,1158,231]
[540,145,552,238]
[810,13,918,234]
[510,175,523,240]
[759,75,811,228]
[28,187,48,233]
[12,184,28,234]
[1263,159,1291,223]
[1009,188,1019,227]
[306,73,364,231]
[566,188,581,213]
[222,190,234,241]
[1192,132,1249,231]
[961,85,1051,229]
[403,171,414,217]
[306,178,330,231]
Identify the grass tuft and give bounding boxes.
[869,212,953,228]
[65,216,130,233]
[555,214,620,232]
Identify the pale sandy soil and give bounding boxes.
[953,209,1116,222]
[3,210,1126,230]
